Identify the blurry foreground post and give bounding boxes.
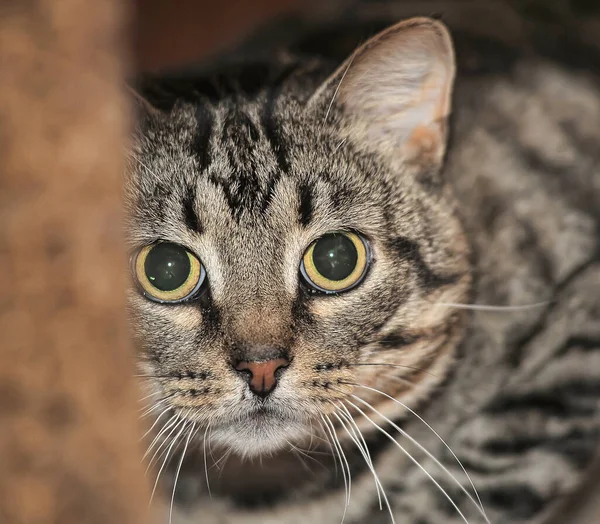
[0,1,149,523]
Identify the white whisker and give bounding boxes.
[146,416,188,473]
[436,301,548,312]
[347,400,470,524]
[143,415,178,462]
[203,421,213,498]
[379,373,415,388]
[169,422,195,524]
[307,420,317,451]
[337,403,383,511]
[142,415,183,466]
[318,418,339,477]
[207,422,218,464]
[213,448,233,476]
[286,440,328,472]
[150,416,191,505]
[130,155,161,181]
[333,409,396,524]
[138,390,164,403]
[323,415,352,522]
[140,407,172,441]
[323,52,357,125]
[333,137,348,153]
[287,441,316,475]
[351,384,489,523]
[320,416,349,522]
[287,445,334,457]
[140,396,171,417]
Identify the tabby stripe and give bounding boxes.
[545,431,600,469]
[557,335,600,356]
[192,102,214,173]
[353,293,411,347]
[182,184,202,233]
[208,171,237,219]
[387,236,460,291]
[291,288,316,328]
[486,100,600,221]
[439,454,495,476]
[220,110,262,219]
[507,251,599,367]
[485,385,598,417]
[260,66,296,174]
[196,286,221,338]
[378,329,420,349]
[479,484,545,520]
[223,110,260,144]
[483,428,599,469]
[516,218,554,286]
[297,181,313,227]
[149,181,172,222]
[260,171,281,213]
[518,145,600,221]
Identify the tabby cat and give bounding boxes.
[127,1,600,522]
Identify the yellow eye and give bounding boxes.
[134,242,205,303]
[300,232,369,293]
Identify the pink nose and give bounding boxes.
[234,357,290,397]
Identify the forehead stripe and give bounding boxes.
[192,102,214,174]
[297,181,313,227]
[182,184,202,234]
[261,83,291,174]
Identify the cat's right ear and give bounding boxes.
[310,17,455,169]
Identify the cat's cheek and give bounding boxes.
[128,292,203,331]
[160,304,203,330]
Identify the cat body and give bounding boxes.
[129,2,600,522]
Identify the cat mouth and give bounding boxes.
[201,401,311,457]
[243,402,298,426]
[247,407,273,419]
[246,399,280,414]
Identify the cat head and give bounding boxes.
[126,18,471,457]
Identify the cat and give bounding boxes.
[127,1,600,522]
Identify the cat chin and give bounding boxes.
[208,415,309,458]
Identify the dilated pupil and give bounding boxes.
[312,234,358,281]
[144,243,190,291]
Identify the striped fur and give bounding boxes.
[128,2,600,523]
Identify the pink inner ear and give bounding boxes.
[337,19,455,160]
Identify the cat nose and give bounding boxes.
[234,357,290,398]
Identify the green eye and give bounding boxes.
[134,242,205,303]
[300,232,369,293]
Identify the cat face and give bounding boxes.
[127,18,471,457]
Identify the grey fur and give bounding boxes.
[127,2,600,523]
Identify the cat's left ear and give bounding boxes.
[312,17,455,167]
